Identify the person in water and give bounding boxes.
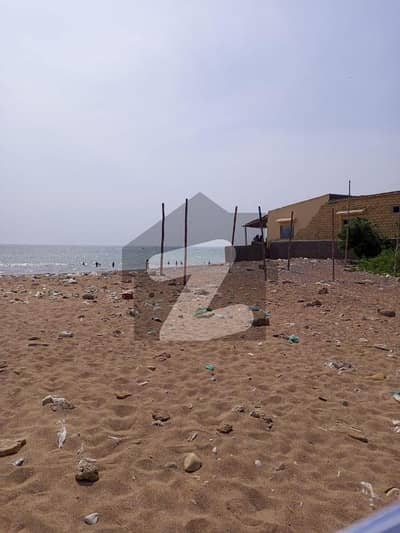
[112,261,115,269]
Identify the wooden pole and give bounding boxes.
[394,217,400,276]
[244,226,248,246]
[258,206,267,281]
[287,210,294,271]
[344,179,351,266]
[183,198,188,285]
[231,206,238,245]
[160,202,165,276]
[331,207,336,281]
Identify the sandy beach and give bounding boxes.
[1,259,399,532]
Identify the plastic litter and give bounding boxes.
[84,513,99,525]
[194,307,213,318]
[57,420,67,448]
[288,335,300,344]
[205,364,215,372]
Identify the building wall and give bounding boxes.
[267,194,330,242]
[295,192,400,240]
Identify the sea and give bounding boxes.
[0,244,228,276]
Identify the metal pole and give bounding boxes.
[244,226,248,246]
[183,198,188,285]
[287,210,294,271]
[344,179,351,266]
[231,206,238,245]
[258,206,267,281]
[331,207,336,281]
[160,202,165,276]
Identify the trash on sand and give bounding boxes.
[108,435,122,445]
[326,361,352,372]
[12,457,24,466]
[255,459,262,467]
[205,363,215,372]
[392,392,400,402]
[194,307,214,318]
[84,513,99,525]
[288,335,300,344]
[57,420,67,448]
[58,331,74,338]
[392,420,400,433]
[361,481,378,507]
[385,487,400,498]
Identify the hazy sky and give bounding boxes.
[1,0,399,245]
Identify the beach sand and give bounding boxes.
[0,260,399,532]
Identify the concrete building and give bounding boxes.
[267,191,400,243]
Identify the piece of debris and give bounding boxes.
[212,446,217,454]
[188,432,198,442]
[164,462,178,469]
[42,395,75,410]
[326,361,352,372]
[205,363,215,372]
[392,420,400,433]
[232,405,246,413]
[121,290,134,300]
[152,411,170,423]
[348,430,368,444]
[194,307,214,318]
[183,452,202,473]
[318,287,329,295]
[305,300,322,307]
[361,481,377,507]
[84,513,99,525]
[255,459,262,467]
[385,487,400,498]
[392,392,400,402]
[58,331,74,338]
[217,423,233,434]
[108,436,122,445]
[366,372,386,381]
[378,309,396,318]
[76,459,99,483]
[82,293,96,300]
[28,342,49,347]
[373,344,390,352]
[288,335,300,344]
[0,438,26,457]
[252,310,270,327]
[57,420,67,448]
[12,457,25,466]
[115,392,132,400]
[155,352,171,361]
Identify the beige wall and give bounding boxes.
[267,194,330,242]
[297,192,400,240]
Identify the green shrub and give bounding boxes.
[359,248,400,277]
[338,218,382,258]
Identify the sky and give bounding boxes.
[1,0,399,245]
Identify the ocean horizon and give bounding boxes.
[0,243,228,275]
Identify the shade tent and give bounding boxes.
[242,214,268,245]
